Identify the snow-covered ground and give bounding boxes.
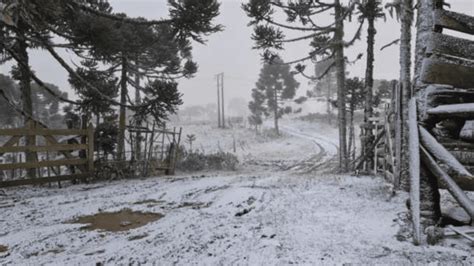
[0,119,472,264]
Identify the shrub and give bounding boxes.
[178,151,207,171]
[207,152,239,171]
[176,147,239,172]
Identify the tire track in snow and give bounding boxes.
[279,125,339,173]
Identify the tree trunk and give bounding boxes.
[327,76,332,125]
[16,21,36,179]
[334,0,348,172]
[399,0,414,190]
[413,0,441,227]
[96,113,100,127]
[349,106,355,168]
[217,76,221,128]
[414,0,433,84]
[363,5,376,172]
[135,63,142,161]
[349,82,356,166]
[117,55,128,161]
[274,85,280,135]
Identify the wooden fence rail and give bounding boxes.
[0,121,94,188]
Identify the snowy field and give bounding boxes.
[0,119,473,264]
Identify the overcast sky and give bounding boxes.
[1,0,472,107]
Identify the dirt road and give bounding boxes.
[0,121,472,264]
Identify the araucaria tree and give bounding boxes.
[66,1,221,160]
[345,77,365,163]
[248,87,267,133]
[243,0,363,172]
[357,0,385,170]
[68,60,118,126]
[251,58,299,135]
[1,0,222,165]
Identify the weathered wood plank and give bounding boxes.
[0,159,87,171]
[447,225,474,243]
[1,135,21,147]
[450,150,474,166]
[0,128,87,136]
[354,129,385,171]
[421,57,474,89]
[420,146,474,220]
[419,126,473,178]
[36,123,87,174]
[441,141,474,150]
[444,226,474,237]
[0,144,88,154]
[427,32,474,61]
[434,9,474,35]
[384,116,396,186]
[0,173,89,188]
[427,103,474,118]
[438,172,474,191]
[408,99,421,245]
[0,135,21,156]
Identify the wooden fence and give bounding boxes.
[408,2,474,244]
[0,121,94,188]
[127,124,182,176]
[356,82,402,190]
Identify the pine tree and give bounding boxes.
[0,74,20,127]
[346,77,365,164]
[67,3,220,160]
[253,57,299,135]
[314,59,337,124]
[31,82,67,128]
[248,88,266,133]
[1,0,222,163]
[68,60,118,126]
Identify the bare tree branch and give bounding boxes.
[380,38,400,51]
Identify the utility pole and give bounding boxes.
[216,72,225,128]
[221,73,225,128]
[217,74,221,128]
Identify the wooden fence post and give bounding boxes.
[395,82,402,189]
[88,123,95,176]
[408,98,421,245]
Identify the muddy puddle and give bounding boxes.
[0,245,7,253]
[69,209,164,232]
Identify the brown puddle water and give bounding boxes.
[69,208,164,232]
[0,245,8,253]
